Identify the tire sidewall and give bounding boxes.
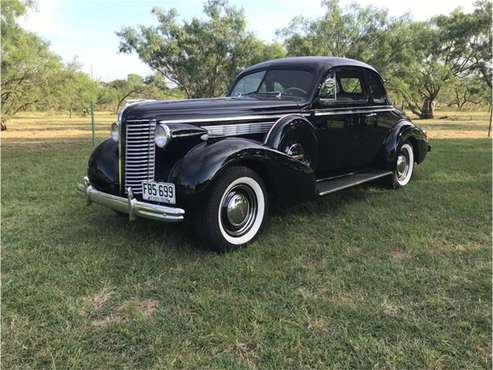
[393,142,414,187]
[195,166,268,251]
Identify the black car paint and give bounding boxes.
[168,138,316,210]
[87,57,429,210]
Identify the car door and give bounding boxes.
[311,67,369,176]
[356,70,395,168]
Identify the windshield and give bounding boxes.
[229,69,316,101]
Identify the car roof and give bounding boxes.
[239,56,378,76]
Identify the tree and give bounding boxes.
[1,0,101,126]
[279,0,491,119]
[408,3,492,118]
[1,30,65,128]
[470,0,492,89]
[441,75,486,110]
[279,1,431,113]
[117,0,285,98]
[48,58,98,117]
[104,74,148,113]
[1,0,64,128]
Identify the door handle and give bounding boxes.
[366,113,377,117]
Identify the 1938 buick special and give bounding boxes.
[78,57,430,251]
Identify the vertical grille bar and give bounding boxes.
[124,119,156,194]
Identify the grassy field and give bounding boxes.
[2,110,491,369]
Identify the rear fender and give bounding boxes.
[168,137,316,209]
[381,120,428,169]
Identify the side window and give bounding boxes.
[230,71,265,96]
[335,69,368,102]
[340,78,363,94]
[367,71,387,104]
[318,68,368,104]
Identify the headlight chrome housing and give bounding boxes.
[111,122,119,142]
[155,124,171,148]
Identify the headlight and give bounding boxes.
[111,122,119,142]
[155,124,171,148]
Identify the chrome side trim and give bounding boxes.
[145,106,396,125]
[78,177,184,222]
[316,105,393,112]
[132,105,393,125]
[202,121,276,137]
[314,107,394,116]
[171,131,204,138]
[159,113,310,125]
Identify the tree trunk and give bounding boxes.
[420,98,434,119]
[69,108,72,118]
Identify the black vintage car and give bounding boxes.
[79,57,430,251]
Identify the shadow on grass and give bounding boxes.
[75,180,388,258]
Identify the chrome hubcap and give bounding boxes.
[226,192,250,227]
[221,184,257,237]
[396,152,409,181]
[285,143,311,166]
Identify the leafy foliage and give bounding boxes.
[1,0,491,123]
[280,0,492,118]
[117,0,286,98]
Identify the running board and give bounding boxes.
[316,170,392,196]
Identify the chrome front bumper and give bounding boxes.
[77,177,185,222]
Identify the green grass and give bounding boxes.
[1,112,492,369]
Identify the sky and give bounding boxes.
[19,0,475,82]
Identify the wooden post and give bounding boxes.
[90,66,96,146]
[90,102,96,146]
[488,106,492,138]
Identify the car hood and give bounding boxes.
[121,97,308,124]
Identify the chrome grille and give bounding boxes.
[124,119,156,194]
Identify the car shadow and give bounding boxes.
[76,180,389,258]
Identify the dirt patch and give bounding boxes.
[390,250,412,261]
[381,297,402,316]
[346,246,362,257]
[90,298,159,328]
[121,298,159,318]
[84,287,113,312]
[234,341,257,368]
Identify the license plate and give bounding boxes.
[142,181,176,204]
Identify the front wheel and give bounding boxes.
[387,142,415,188]
[193,166,268,252]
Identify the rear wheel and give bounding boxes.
[193,166,268,252]
[387,142,414,188]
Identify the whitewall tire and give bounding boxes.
[392,143,414,187]
[194,166,268,251]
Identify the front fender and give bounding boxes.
[381,120,429,169]
[169,138,316,209]
[87,138,119,195]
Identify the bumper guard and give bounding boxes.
[77,177,185,222]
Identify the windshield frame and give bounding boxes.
[227,67,318,102]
